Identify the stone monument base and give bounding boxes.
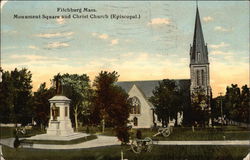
[27,132,88,141]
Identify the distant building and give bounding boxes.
[117,7,211,128]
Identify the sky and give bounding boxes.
[1,1,249,97]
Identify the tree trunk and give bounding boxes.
[74,107,78,132]
[102,118,105,133]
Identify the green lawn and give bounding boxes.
[0,127,46,139]
[2,144,249,160]
[139,126,250,141]
[1,126,250,141]
[80,126,250,141]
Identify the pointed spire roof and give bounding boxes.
[190,7,208,64]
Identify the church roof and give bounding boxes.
[190,7,208,64]
[116,79,190,98]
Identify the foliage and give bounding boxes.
[190,88,210,127]
[0,68,33,125]
[33,83,55,128]
[149,79,182,127]
[92,71,131,143]
[223,84,250,123]
[60,73,92,130]
[0,71,14,123]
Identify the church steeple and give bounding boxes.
[189,5,212,126]
[190,7,208,64]
[189,5,211,94]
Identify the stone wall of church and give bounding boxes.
[128,85,154,128]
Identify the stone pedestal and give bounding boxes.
[46,95,74,136]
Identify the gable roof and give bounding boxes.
[116,79,190,98]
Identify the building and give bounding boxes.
[117,7,211,128]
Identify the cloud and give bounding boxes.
[148,18,171,25]
[92,32,109,40]
[46,42,69,49]
[1,30,18,34]
[35,32,74,38]
[203,16,213,22]
[210,50,234,55]
[10,54,66,62]
[98,34,109,39]
[92,32,97,36]
[121,52,134,57]
[209,42,229,49]
[110,39,119,45]
[28,45,39,50]
[137,53,149,61]
[56,17,65,25]
[214,26,232,32]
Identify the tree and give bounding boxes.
[224,84,250,123]
[240,85,250,123]
[60,73,92,131]
[190,88,210,128]
[33,82,55,129]
[224,84,241,121]
[92,71,131,143]
[0,70,14,123]
[149,79,182,127]
[11,68,33,125]
[0,68,33,125]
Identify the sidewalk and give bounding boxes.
[157,140,250,146]
[1,136,250,150]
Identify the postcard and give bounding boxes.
[0,1,249,160]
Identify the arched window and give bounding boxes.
[197,52,201,62]
[133,117,138,126]
[196,70,200,86]
[130,96,141,114]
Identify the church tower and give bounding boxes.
[190,7,211,98]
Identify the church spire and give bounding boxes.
[190,6,208,64]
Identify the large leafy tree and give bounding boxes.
[0,68,33,125]
[60,73,92,131]
[224,84,250,123]
[240,85,250,123]
[12,68,33,125]
[224,84,241,121]
[0,71,14,123]
[33,82,55,129]
[149,79,182,127]
[92,71,131,143]
[190,88,210,127]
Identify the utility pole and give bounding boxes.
[219,92,223,128]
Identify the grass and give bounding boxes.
[0,127,46,139]
[1,125,250,141]
[81,125,250,141]
[2,144,249,160]
[20,135,97,145]
[139,126,250,141]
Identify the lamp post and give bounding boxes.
[218,92,223,128]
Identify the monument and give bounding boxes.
[27,74,87,141]
[46,74,74,136]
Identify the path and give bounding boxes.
[157,140,250,146]
[1,136,249,150]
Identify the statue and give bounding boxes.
[54,73,63,95]
[52,103,57,121]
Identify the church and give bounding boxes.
[117,7,211,128]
